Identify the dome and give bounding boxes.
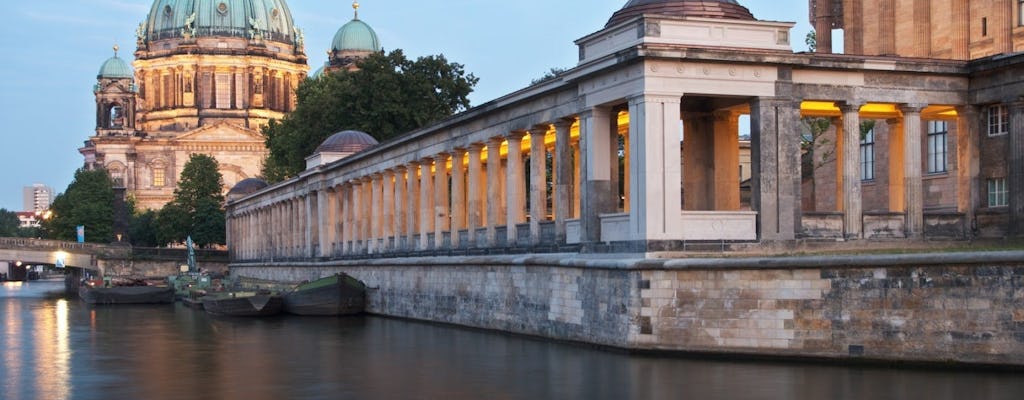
[98,54,133,79]
[144,0,298,44]
[228,178,269,197]
[607,0,755,27]
[310,62,328,79]
[331,19,381,52]
[315,130,378,154]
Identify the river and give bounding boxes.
[1,280,1021,400]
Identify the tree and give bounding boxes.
[156,154,226,248]
[262,49,479,182]
[129,209,159,247]
[0,209,20,237]
[42,169,115,243]
[531,67,569,85]
[806,30,817,52]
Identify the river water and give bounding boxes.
[1,280,1021,400]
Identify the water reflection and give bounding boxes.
[1,281,1023,400]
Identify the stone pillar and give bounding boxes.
[951,0,969,60]
[751,97,803,241]
[307,193,317,258]
[451,149,467,248]
[956,106,981,238]
[840,102,865,239]
[340,185,350,254]
[407,161,420,248]
[628,95,683,241]
[318,188,331,257]
[529,127,549,245]
[369,176,381,254]
[363,177,374,252]
[486,137,503,246]
[580,107,614,243]
[434,153,450,249]
[420,160,434,250]
[901,105,926,238]
[813,1,833,54]
[713,110,741,211]
[350,180,362,253]
[467,144,484,246]
[553,119,574,243]
[573,142,581,218]
[1010,101,1024,236]
[394,167,407,249]
[383,170,395,251]
[506,131,527,245]
[683,113,713,210]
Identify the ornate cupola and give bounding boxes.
[327,1,382,72]
[94,45,138,137]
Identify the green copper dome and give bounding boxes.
[331,18,380,52]
[98,54,133,79]
[144,0,299,44]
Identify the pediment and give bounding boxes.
[173,122,264,143]
[97,81,133,94]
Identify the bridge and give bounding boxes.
[0,237,229,278]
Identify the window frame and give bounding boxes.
[1019,0,1024,27]
[927,121,948,174]
[860,128,875,181]
[988,178,1008,208]
[987,105,1009,137]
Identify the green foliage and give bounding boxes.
[155,154,226,248]
[806,31,817,52]
[42,169,115,243]
[0,209,21,237]
[531,67,569,85]
[129,209,159,247]
[262,49,479,182]
[800,117,835,171]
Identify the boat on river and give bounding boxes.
[78,284,175,305]
[203,291,283,317]
[283,273,366,316]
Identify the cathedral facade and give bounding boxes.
[80,0,379,210]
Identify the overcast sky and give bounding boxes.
[0,0,812,211]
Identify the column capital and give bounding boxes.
[529,125,551,136]
[419,157,435,166]
[838,101,866,114]
[628,93,682,105]
[899,103,928,114]
[486,136,504,147]
[506,130,527,141]
[394,165,408,173]
[451,147,468,156]
[406,160,420,168]
[552,117,576,130]
[467,142,485,152]
[434,152,450,162]
[382,168,396,177]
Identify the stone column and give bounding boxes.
[394,167,407,249]
[683,112,713,210]
[383,170,395,251]
[451,149,467,248]
[553,119,574,243]
[951,0,970,60]
[370,174,383,253]
[1010,101,1024,236]
[467,144,484,246]
[420,160,434,250]
[407,161,420,248]
[813,0,833,54]
[307,193,318,258]
[628,95,683,241]
[350,180,362,253]
[486,137,503,246]
[573,142,581,218]
[506,131,527,245]
[434,153,450,249]
[956,106,981,238]
[840,102,865,239]
[317,188,330,257]
[901,104,927,238]
[751,97,802,241]
[879,0,896,55]
[887,118,906,213]
[363,177,374,253]
[340,185,350,254]
[529,126,549,245]
[580,107,614,243]
[713,110,741,211]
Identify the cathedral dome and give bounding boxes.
[315,130,378,154]
[607,0,755,27]
[144,0,298,44]
[98,51,133,79]
[331,18,381,52]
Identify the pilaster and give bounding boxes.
[951,0,969,60]
[628,95,682,241]
[751,97,803,241]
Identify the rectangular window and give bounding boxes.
[927,121,948,173]
[988,178,1008,207]
[153,168,165,187]
[988,105,1009,136]
[860,128,875,181]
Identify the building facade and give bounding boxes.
[80,0,310,210]
[22,183,54,213]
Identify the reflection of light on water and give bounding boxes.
[2,299,23,400]
[32,299,72,400]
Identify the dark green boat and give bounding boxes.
[283,273,366,316]
[203,291,283,317]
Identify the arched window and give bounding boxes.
[107,162,126,187]
[108,104,124,129]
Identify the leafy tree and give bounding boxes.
[262,49,479,182]
[129,209,159,247]
[806,31,817,52]
[0,209,20,237]
[155,154,226,248]
[42,169,115,243]
[531,67,569,85]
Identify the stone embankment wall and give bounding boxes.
[233,251,1024,367]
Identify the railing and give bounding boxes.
[149,28,293,44]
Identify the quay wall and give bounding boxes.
[231,251,1024,367]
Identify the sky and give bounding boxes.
[0,0,813,211]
